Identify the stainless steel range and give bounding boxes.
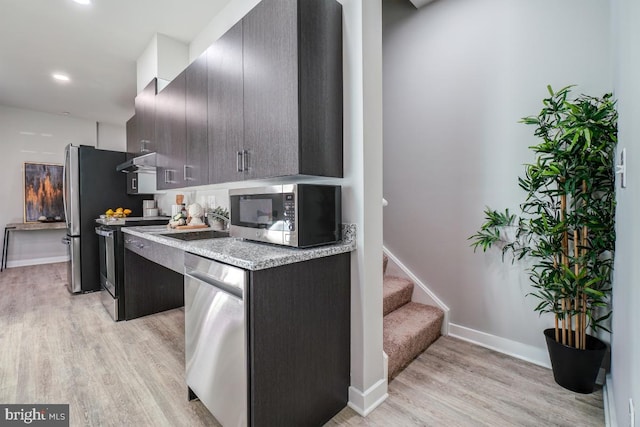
[95,216,169,321]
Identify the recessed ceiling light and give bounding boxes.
[53,73,70,82]
[73,0,91,5]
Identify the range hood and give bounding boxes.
[116,152,157,173]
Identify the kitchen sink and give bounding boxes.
[160,230,229,241]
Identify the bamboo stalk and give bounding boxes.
[567,298,573,347]
[561,195,568,267]
[573,229,580,348]
[562,298,567,345]
[574,229,579,275]
[581,180,588,350]
[583,293,587,350]
[575,294,581,350]
[560,193,568,346]
[554,256,559,342]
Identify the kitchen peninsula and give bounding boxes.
[122,224,355,426]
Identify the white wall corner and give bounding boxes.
[383,351,388,380]
[408,0,437,9]
[136,34,158,94]
[383,246,450,335]
[136,33,188,95]
[155,33,189,82]
[448,323,551,369]
[604,374,617,427]
[348,376,388,417]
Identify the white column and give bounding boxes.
[341,0,387,416]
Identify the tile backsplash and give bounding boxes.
[155,188,229,217]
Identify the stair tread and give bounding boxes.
[384,302,444,379]
[383,276,414,316]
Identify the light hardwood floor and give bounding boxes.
[0,263,604,426]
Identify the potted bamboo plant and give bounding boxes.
[469,85,617,393]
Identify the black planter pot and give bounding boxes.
[543,328,607,394]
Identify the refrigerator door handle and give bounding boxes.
[63,146,69,228]
[64,144,80,236]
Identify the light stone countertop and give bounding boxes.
[122,224,356,271]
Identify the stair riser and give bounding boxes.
[383,276,414,316]
[383,285,413,316]
[383,302,445,380]
[387,319,443,379]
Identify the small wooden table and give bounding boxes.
[1,222,67,271]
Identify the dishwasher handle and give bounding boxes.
[185,270,244,300]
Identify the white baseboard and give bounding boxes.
[382,246,450,335]
[604,374,617,427]
[449,323,552,369]
[348,377,388,417]
[6,255,69,269]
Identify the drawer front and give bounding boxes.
[124,236,184,274]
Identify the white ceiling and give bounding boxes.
[0,0,232,126]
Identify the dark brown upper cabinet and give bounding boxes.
[133,78,157,155]
[156,53,209,190]
[241,0,343,180]
[125,115,138,194]
[185,52,209,187]
[156,70,186,190]
[207,21,244,184]
[137,0,343,189]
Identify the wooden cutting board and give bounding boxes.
[174,224,209,230]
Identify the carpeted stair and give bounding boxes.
[383,255,444,380]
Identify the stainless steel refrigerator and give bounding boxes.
[62,144,146,293]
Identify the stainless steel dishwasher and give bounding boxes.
[184,252,248,427]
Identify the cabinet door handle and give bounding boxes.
[237,151,243,172]
[242,150,248,172]
[184,165,194,181]
[140,139,150,153]
[131,177,137,190]
[164,169,172,184]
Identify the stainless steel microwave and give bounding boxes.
[229,184,341,248]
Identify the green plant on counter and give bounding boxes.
[211,206,229,220]
[207,206,229,227]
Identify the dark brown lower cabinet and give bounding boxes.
[248,253,350,426]
[124,249,184,320]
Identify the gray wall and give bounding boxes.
[611,0,640,423]
[382,0,612,362]
[0,105,125,267]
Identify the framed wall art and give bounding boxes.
[23,162,65,222]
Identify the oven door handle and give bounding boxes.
[95,227,115,237]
